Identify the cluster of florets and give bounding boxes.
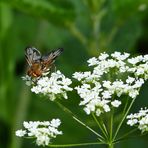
[127,108,148,133]
[22,70,73,101]
[73,52,148,116]
[15,119,62,146]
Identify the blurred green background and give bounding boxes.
[0,0,148,148]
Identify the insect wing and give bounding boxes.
[25,47,41,66]
[41,48,63,66]
[41,48,63,68]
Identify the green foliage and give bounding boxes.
[1,0,75,27]
[0,0,148,148]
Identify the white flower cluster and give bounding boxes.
[16,119,62,146]
[73,52,148,116]
[23,71,73,101]
[127,108,148,133]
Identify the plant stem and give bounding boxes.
[110,108,114,142]
[108,143,114,148]
[122,97,129,115]
[113,98,136,140]
[55,100,105,141]
[73,117,105,142]
[48,142,103,147]
[113,128,138,144]
[92,113,108,139]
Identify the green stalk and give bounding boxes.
[108,143,114,148]
[48,142,104,147]
[113,128,138,144]
[92,113,108,140]
[109,108,114,142]
[113,98,136,141]
[122,97,129,115]
[55,100,105,141]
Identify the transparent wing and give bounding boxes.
[41,48,63,63]
[41,48,63,68]
[25,47,41,66]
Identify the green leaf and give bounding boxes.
[2,0,76,27]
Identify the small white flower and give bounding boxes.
[102,91,112,99]
[15,129,26,137]
[98,52,109,61]
[111,52,130,61]
[31,86,42,94]
[139,116,148,125]
[84,107,91,115]
[126,76,135,84]
[136,68,145,75]
[143,55,148,62]
[128,56,143,65]
[111,52,121,59]
[87,57,99,66]
[50,119,61,128]
[36,134,50,146]
[127,119,138,126]
[103,104,110,112]
[107,59,117,68]
[73,71,91,81]
[111,100,121,108]
[73,72,84,81]
[103,81,111,88]
[23,121,39,129]
[128,89,139,98]
[133,78,144,88]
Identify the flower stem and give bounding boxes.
[73,117,105,142]
[55,100,105,141]
[110,108,114,142]
[108,143,114,148]
[92,113,108,140]
[113,98,136,140]
[113,128,138,144]
[48,142,103,147]
[122,97,129,115]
